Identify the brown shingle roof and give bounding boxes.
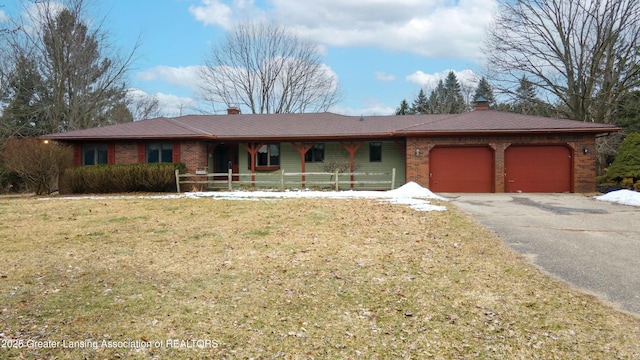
[43,111,619,141]
[394,111,619,134]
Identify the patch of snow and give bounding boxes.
[40,182,447,212]
[595,189,640,207]
[387,182,448,200]
[387,197,447,212]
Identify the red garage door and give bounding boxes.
[429,146,494,192]
[505,146,571,193]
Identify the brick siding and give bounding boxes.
[111,141,208,174]
[179,141,209,173]
[114,142,140,164]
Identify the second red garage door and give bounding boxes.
[429,146,494,192]
[505,145,572,193]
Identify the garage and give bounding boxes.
[429,146,494,192]
[505,145,571,193]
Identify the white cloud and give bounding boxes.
[375,72,396,82]
[136,65,204,89]
[188,0,498,58]
[0,10,9,23]
[406,69,479,90]
[330,98,395,116]
[155,92,197,117]
[188,0,267,30]
[188,0,233,29]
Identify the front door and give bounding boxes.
[213,144,239,180]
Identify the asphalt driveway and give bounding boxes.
[447,193,640,316]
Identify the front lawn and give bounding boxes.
[0,196,638,359]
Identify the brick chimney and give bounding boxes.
[473,96,489,111]
[227,107,240,115]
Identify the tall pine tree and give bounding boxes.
[426,71,465,114]
[0,54,47,138]
[513,76,546,116]
[443,71,466,113]
[473,77,495,107]
[396,99,411,115]
[410,89,428,114]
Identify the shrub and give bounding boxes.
[0,138,73,195]
[606,132,640,182]
[620,177,635,189]
[0,163,25,193]
[635,180,640,192]
[62,163,187,194]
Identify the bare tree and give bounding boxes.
[0,5,15,116]
[2,0,138,133]
[484,0,640,123]
[199,22,341,114]
[127,91,161,120]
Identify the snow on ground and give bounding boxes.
[184,181,447,212]
[595,189,640,207]
[40,182,448,212]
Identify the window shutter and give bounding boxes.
[137,143,146,163]
[108,144,116,164]
[74,144,82,166]
[172,142,181,163]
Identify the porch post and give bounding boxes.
[241,143,263,187]
[340,141,364,189]
[291,142,314,188]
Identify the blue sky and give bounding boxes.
[1,0,498,116]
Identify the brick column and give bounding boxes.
[405,138,431,188]
[493,142,508,193]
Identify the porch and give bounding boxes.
[195,140,406,191]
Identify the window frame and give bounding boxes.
[369,142,382,162]
[82,143,108,166]
[249,143,281,170]
[147,143,173,163]
[304,143,325,163]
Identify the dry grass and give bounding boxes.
[0,195,638,359]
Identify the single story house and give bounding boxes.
[43,101,619,193]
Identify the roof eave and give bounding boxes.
[393,128,620,136]
[213,133,397,142]
[41,135,218,141]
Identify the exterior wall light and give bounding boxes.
[583,147,588,154]
[415,149,420,156]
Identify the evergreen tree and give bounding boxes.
[512,76,551,116]
[473,77,495,107]
[616,91,640,134]
[427,80,445,114]
[425,71,465,114]
[410,89,428,114]
[395,99,410,115]
[443,71,466,113]
[0,54,47,137]
[605,132,640,183]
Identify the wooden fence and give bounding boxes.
[175,169,396,192]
